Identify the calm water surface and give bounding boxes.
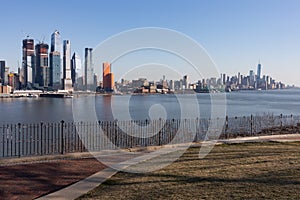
[1,89,300,124]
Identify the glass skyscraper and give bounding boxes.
[84,48,94,91]
[63,40,73,91]
[50,31,61,90]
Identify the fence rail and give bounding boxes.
[0,114,299,158]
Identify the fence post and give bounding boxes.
[250,115,253,136]
[225,115,229,139]
[40,122,43,155]
[280,114,283,132]
[18,123,21,157]
[61,120,65,154]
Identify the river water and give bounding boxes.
[0,89,300,124]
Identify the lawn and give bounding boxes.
[78,142,300,199]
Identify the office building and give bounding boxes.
[49,31,62,90]
[22,38,35,88]
[35,43,49,88]
[71,52,81,87]
[257,62,261,80]
[62,40,73,91]
[84,48,94,91]
[0,60,5,85]
[102,62,114,92]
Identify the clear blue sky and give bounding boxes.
[0,0,299,85]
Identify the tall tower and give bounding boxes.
[51,30,61,52]
[50,30,61,90]
[257,62,261,80]
[71,52,81,88]
[84,48,94,91]
[0,60,5,85]
[35,43,49,88]
[102,62,114,92]
[63,40,73,91]
[22,38,35,88]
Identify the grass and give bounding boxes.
[78,142,300,199]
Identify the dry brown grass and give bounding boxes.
[78,142,300,200]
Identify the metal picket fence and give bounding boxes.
[0,114,299,158]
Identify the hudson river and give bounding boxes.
[1,89,300,124]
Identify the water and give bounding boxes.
[1,89,300,124]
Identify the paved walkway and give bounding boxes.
[37,134,300,200]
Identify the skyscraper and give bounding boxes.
[257,62,261,80]
[50,30,61,90]
[102,62,114,92]
[22,38,35,88]
[84,48,94,91]
[0,60,5,85]
[51,30,61,52]
[35,43,49,88]
[63,40,73,91]
[71,52,82,88]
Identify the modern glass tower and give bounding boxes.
[71,52,82,88]
[0,60,5,85]
[63,40,73,91]
[51,30,61,52]
[50,30,61,90]
[84,48,94,91]
[257,62,261,80]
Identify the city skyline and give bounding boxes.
[0,1,299,85]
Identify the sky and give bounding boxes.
[0,0,300,85]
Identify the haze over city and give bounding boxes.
[0,0,299,85]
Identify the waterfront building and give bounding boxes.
[22,38,35,88]
[49,30,62,90]
[84,48,94,91]
[102,62,114,92]
[0,60,5,85]
[62,40,73,91]
[8,72,20,90]
[35,43,49,88]
[183,75,189,89]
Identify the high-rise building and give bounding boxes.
[102,62,114,92]
[35,43,49,88]
[183,75,189,89]
[249,70,255,87]
[51,30,61,52]
[71,52,82,88]
[257,62,261,80]
[49,30,62,90]
[49,52,61,89]
[0,60,5,85]
[22,38,35,88]
[62,40,73,91]
[84,48,94,91]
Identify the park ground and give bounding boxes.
[78,141,300,200]
[0,137,299,199]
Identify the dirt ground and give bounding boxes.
[0,158,106,200]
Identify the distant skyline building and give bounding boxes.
[257,62,262,80]
[0,60,5,85]
[22,38,35,88]
[71,52,81,87]
[84,48,94,91]
[102,62,114,92]
[62,40,73,91]
[50,30,62,90]
[51,30,61,52]
[35,43,49,87]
